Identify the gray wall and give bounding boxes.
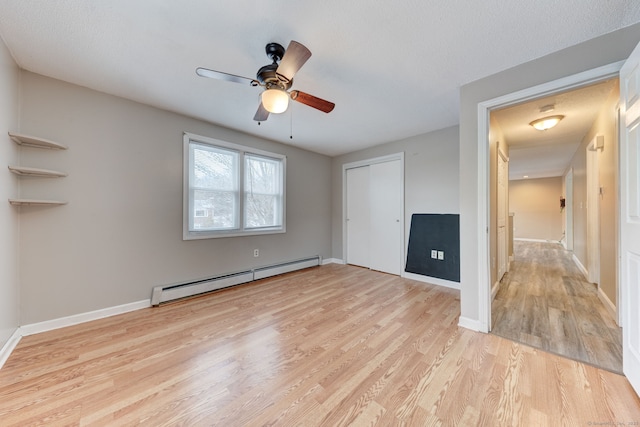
[569,132,588,272]
[0,37,20,348]
[509,177,563,241]
[596,87,620,306]
[331,126,459,262]
[566,85,619,305]
[18,72,332,324]
[459,23,640,325]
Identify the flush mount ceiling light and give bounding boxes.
[261,88,289,114]
[530,115,564,131]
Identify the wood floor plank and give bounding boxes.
[1,263,638,425]
[492,241,623,373]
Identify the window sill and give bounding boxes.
[183,227,286,240]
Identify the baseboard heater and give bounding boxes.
[151,255,321,306]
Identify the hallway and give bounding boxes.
[491,241,622,373]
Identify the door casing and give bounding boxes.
[475,61,624,333]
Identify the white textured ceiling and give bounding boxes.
[0,1,639,156]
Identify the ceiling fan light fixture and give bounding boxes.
[530,115,564,131]
[261,88,289,114]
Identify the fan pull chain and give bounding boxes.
[290,104,293,139]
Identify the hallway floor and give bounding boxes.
[491,241,622,373]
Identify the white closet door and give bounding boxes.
[370,160,402,275]
[346,166,370,268]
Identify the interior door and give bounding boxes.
[619,40,640,396]
[497,150,508,280]
[346,166,370,268]
[369,160,402,275]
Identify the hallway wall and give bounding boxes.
[566,84,619,306]
[509,177,563,241]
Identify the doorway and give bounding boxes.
[487,77,621,372]
[476,46,640,396]
[476,62,624,335]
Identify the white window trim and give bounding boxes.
[183,132,286,240]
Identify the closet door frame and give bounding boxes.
[342,152,405,274]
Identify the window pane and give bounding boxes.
[245,155,279,194]
[190,143,239,231]
[192,144,237,190]
[193,189,237,230]
[245,155,282,228]
[245,193,279,228]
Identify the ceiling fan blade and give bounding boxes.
[196,67,254,85]
[276,41,312,82]
[253,102,270,121]
[291,90,335,113]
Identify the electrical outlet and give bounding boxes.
[431,250,437,259]
[437,251,444,260]
[254,249,259,257]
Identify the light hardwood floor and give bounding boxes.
[492,241,623,373]
[1,264,638,426]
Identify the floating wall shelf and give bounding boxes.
[8,199,68,206]
[8,165,68,178]
[7,131,69,207]
[8,132,68,150]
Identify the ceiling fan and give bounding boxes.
[196,40,335,122]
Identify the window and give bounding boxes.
[184,133,286,239]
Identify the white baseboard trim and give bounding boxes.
[597,287,618,325]
[572,254,589,280]
[403,272,460,290]
[20,299,151,337]
[322,258,345,265]
[491,281,500,301]
[514,238,562,243]
[0,328,22,370]
[458,316,487,333]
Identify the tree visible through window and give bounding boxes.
[245,154,283,229]
[191,144,238,230]
[184,133,286,239]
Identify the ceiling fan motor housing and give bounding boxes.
[256,63,292,90]
[265,42,285,63]
[257,43,293,90]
